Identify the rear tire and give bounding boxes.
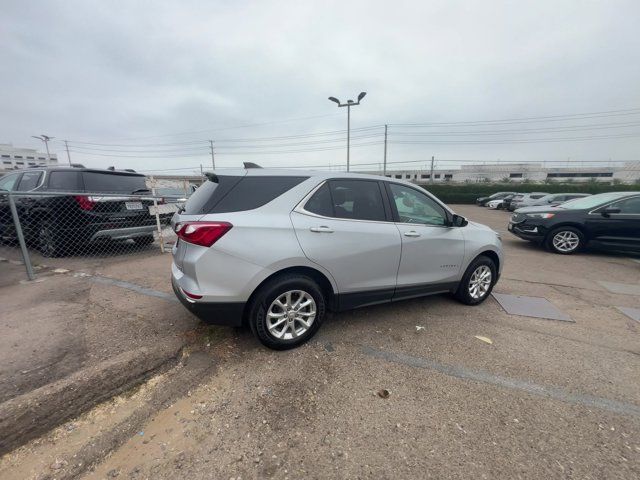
[248,274,325,350]
[546,227,584,255]
[38,220,66,257]
[454,255,497,305]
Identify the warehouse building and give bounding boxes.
[0,144,58,171]
[378,162,640,184]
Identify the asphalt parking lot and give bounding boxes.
[1,205,639,479]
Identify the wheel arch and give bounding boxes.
[243,265,337,325]
[478,249,500,274]
[544,222,589,242]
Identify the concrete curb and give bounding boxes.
[0,338,184,455]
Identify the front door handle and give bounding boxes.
[310,226,334,233]
[404,230,421,237]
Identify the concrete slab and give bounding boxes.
[617,306,640,323]
[598,281,640,296]
[492,293,573,322]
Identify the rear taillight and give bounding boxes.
[174,221,232,247]
[74,195,96,211]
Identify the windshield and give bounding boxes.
[558,192,631,210]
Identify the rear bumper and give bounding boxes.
[89,224,156,241]
[171,275,245,327]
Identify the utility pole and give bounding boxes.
[430,156,435,184]
[328,92,367,172]
[64,140,72,165]
[209,140,216,169]
[383,124,388,176]
[32,134,54,163]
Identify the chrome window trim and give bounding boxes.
[294,178,454,229]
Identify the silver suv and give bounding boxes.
[171,168,503,349]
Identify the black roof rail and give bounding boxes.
[69,163,85,168]
[123,168,136,172]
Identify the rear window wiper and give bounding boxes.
[131,188,151,194]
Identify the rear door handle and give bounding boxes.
[310,226,334,233]
[404,230,421,237]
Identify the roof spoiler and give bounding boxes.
[204,172,219,183]
[243,162,262,169]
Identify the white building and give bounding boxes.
[0,143,58,172]
[376,162,640,184]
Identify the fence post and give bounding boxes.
[149,177,165,253]
[8,194,35,281]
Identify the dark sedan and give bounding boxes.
[508,192,640,254]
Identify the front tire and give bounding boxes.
[248,274,326,350]
[546,227,584,254]
[454,255,497,305]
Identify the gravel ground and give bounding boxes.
[2,205,639,479]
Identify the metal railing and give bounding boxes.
[0,190,180,281]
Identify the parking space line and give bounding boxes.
[90,275,178,302]
[361,346,640,419]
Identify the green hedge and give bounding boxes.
[417,182,636,204]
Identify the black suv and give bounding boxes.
[508,192,640,254]
[0,166,167,256]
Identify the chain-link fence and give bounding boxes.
[0,190,180,280]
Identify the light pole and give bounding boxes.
[32,135,54,163]
[328,92,366,172]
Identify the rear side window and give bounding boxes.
[183,175,307,214]
[48,171,81,191]
[328,179,386,221]
[304,183,333,217]
[212,176,307,213]
[82,172,148,193]
[16,171,42,191]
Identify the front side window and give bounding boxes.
[0,173,20,191]
[16,171,42,191]
[611,196,640,214]
[389,183,447,226]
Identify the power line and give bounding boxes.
[388,107,640,127]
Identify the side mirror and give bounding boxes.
[451,214,468,227]
[601,207,621,217]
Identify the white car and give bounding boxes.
[486,199,505,209]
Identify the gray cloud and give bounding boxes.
[1,0,639,173]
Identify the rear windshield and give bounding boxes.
[183,175,308,215]
[82,172,148,193]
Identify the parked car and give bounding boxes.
[171,167,504,350]
[528,193,590,207]
[508,191,640,254]
[0,166,170,256]
[508,192,549,211]
[476,191,516,206]
[486,194,515,210]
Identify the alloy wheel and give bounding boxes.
[468,265,492,300]
[266,290,317,340]
[552,231,580,252]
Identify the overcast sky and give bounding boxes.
[1,0,639,174]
